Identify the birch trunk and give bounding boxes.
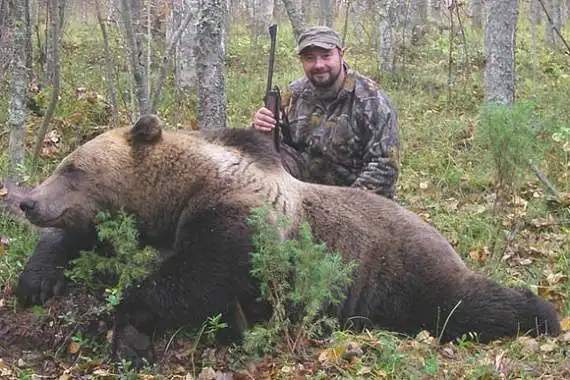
[248,0,275,39]
[120,0,149,116]
[545,0,563,46]
[168,0,199,89]
[376,0,398,73]
[196,0,227,130]
[32,0,64,169]
[470,0,483,29]
[95,0,119,126]
[317,0,334,27]
[484,0,519,105]
[281,0,307,40]
[8,0,28,181]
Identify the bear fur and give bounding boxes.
[17,115,560,364]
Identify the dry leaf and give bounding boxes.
[517,336,539,352]
[560,316,570,331]
[469,247,489,263]
[67,341,80,354]
[318,344,345,365]
[0,186,7,197]
[198,367,217,380]
[539,343,557,353]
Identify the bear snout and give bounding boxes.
[20,198,38,213]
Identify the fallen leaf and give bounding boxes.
[539,343,557,353]
[318,344,345,365]
[198,367,216,380]
[561,316,570,331]
[494,350,510,378]
[517,336,539,352]
[67,341,80,354]
[440,346,456,360]
[0,186,7,197]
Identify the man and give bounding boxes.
[252,26,400,199]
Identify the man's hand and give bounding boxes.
[252,107,276,132]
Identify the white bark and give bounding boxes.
[376,0,399,73]
[168,0,199,89]
[248,0,274,39]
[8,0,28,181]
[484,0,519,105]
[545,0,563,46]
[196,0,227,130]
[317,0,334,27]
[470,0,483,29]
[281,0,307,40]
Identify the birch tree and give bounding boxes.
[470,0,484,29]
[32,0,65,169]
[119,0,149,116]
[376,0,399,73]
[95,0,119,126]
[483,0,519,105]
[168,0,200,89]
[281,0,307,40]
[8,0,28,181]
[196,0,227,130]
[248,0,275,39]
[317,0,334,27]
[545,0,563,46]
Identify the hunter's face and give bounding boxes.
[300,47,344,89]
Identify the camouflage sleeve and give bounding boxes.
[351,92,400,199]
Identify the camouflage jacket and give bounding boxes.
[278,65,400,199]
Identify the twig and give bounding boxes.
[537,0,570,56]
[528,161,561,199]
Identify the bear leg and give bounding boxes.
[17,227,96,307]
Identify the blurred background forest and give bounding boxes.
[0,0,570,378]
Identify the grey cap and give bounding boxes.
[297,26,343,54]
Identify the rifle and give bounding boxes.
[264,24,282,152]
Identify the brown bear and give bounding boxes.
[17,115,560,365]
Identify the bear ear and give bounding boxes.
[130,114,163,144]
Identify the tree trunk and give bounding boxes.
[427,0,443,25]
[248,0,275,40]
[196,0,227,130]
[484,0,519,105]
[8,0,28,182]
[281,0,306,41]
[317,0,334,27]
[94,0,119,127]
[32,0,64,170]
[545,0,563,46]
[120,0,149,116]
[168,0,200,90]
[150,4,197,112]
[376,0,398,73]
[470,0,484,29]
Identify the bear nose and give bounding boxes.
[20,199,38,212]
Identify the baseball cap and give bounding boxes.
[297,26,343,54]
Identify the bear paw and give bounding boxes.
[112,324,155,369]
[16,265,66,307]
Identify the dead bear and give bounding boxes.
[18,114,560,364]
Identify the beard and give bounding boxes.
[307,67,341,88]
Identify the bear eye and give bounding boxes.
[61,165,85,190]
